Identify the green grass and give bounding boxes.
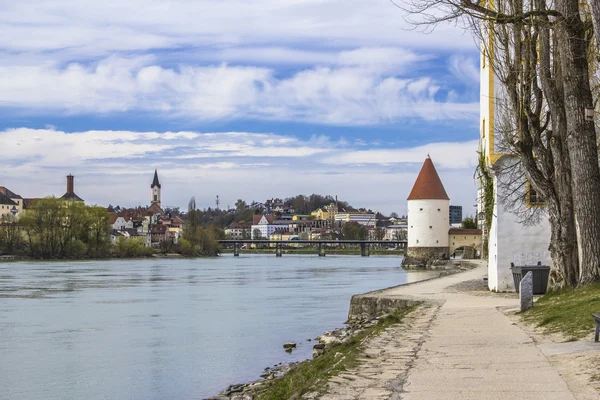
[254,305,418,400]
[521,283,600,341]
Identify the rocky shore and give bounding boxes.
[206,315,384,400]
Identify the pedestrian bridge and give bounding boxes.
[218,239,407,257]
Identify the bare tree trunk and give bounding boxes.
[555,0,600,285]
[590,0,600,48]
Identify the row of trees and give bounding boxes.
[0,198,112,258]
[0,197,222,259]
[401,0,600,286]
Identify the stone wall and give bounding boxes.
[347,295,421,322]
[403,246,449,267]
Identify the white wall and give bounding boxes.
[408,199,449,247]
[113,217,134,231]
[251,224,277,239]
[487,179,552,292]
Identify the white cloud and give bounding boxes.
[0,0,475,59]
[0,128,477,214]
[321,140,480,169]
[449,55,480,84]
[0,55,478,125]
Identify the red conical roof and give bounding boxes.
[407,156,449,200]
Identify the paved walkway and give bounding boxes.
[312,262,590,399]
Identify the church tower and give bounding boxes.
[150,169,161,207]
[406,156,450,263]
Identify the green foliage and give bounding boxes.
[461,217,477,229]
[20,198,113,259]
[179,197,221,256]
[113,237,154,258]
[256,306,418,400]
[476,151,494,258]
[341,222,367,240]
[0,214,25,255]
[521,283,600,340]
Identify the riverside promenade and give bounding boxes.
[313,262,590,400]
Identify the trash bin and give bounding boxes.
[510,262,550,294]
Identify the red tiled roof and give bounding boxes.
[253,214,275,225]
[108,212,118,224]
[407,157,450,201]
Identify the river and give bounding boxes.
[0,255,438,399]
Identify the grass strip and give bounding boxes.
[521,283,600,341]
[255,305,418,400]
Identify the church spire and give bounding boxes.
[151,169,161,189]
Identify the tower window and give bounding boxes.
[154,195,157,201]
[420,208,423,211]
[482,119,486,138]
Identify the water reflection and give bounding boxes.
[0,255,438,399]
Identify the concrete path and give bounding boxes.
[314,262,589,399]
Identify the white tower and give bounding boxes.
[150,169,161,207]
[407,156,450,261]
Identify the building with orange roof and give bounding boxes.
[406,156,451,263]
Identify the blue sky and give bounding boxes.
[0,0,481,215]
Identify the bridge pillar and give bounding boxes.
[318,243,326,257]
[276,243,283,257]
[361,243,370,257]
[234,242,240,257]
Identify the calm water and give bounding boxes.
[0,255,437,400]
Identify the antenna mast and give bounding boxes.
[216,195,220,210]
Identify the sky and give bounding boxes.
[0,0,481,216]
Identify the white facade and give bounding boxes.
[251,215,277,239]
[407,199,449,248]
[251,224,278,239]
[113,217,134,231]
[334,213,376,227]
[485,169,552,292]
[385,225,408,241]
[151,186,161,205]
[479,27,552,291]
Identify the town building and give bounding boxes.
[60,174,84,202]
[334,213,376,227]
[406,156,450,262]
[225,222,251,239]
[150,169,161,208]
[449,205,462,225]
[385,224,408,241]
[449,228,482,258]
[478,29,552,291]
[0,187,24,218]
[251,214,277,239]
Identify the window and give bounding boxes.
[420,208,423,211]
[436,240,439,243]
[154,195,157,201]
[429,226,432,229]
[416,239,419,244]
[527,181,546,207]
[483,48,487,68]
[482,119,486,138]
[437,208,440,211]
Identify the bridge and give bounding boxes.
[218,239,408,257]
